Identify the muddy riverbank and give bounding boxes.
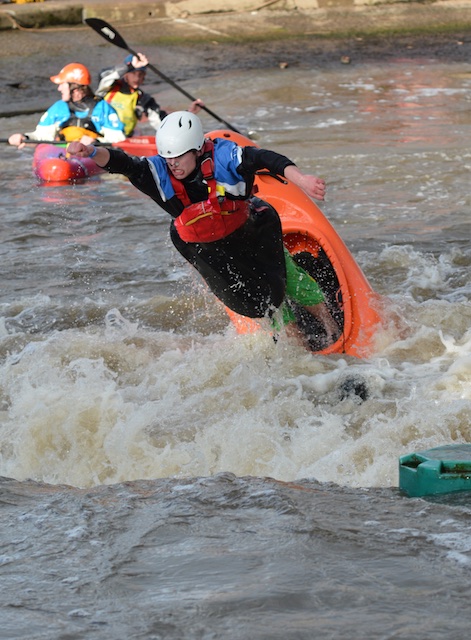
[1,16,471,119]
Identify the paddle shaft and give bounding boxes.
[0,138,63,145]
[0,138,111,147]
[130,48,240,130]
[85,18,241,134]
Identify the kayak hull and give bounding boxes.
[32,135,157,184]
[114,135,157,156]
[33,144,104,184]
[207,129,383,358]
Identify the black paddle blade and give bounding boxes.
[84,18,135,54]
[84,17,242,133]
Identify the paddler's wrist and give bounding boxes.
[86,143,110,168]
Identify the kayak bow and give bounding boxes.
[32,135,158,184]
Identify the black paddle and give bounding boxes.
[0,138,111,146]
[85,17,242,134]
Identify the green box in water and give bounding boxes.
[399,445,471,497]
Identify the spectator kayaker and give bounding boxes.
[96,53,203,137]
[8,63,126,149]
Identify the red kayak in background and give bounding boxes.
[32,135,157,184]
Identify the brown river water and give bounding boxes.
[1,25,471,639]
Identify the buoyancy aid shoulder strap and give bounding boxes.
[169,172,191,206]
[104,86,120,104]
[104,81,137,104]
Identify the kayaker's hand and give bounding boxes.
[188,99,204,114]
[300,175,326,201]
[131,53,148,70]
[66,141,89,157]
[284,166,326,201]
[67,142,110,167]
[9,133,26,149]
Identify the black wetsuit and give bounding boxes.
[103,142,295,318]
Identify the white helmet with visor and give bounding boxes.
[157,111,204,158]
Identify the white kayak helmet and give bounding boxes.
[157,111,205,158]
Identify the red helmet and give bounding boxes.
[50,63,91,86]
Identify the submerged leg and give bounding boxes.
[282,249,340,351]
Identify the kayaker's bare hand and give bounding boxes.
[66,141,89,157]
[131,53,148,70]
[299,175,326,201]
[284,165,326,201]
[188,99,205,114]
[66,142,110,166]
[9,133,26,149]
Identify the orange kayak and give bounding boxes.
[208,129,383,358]
[32,135,157,184]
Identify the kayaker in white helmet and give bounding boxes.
[67,111,339,350]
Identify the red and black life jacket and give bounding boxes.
[170,139,249,243]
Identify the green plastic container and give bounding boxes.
[399,445,471,497]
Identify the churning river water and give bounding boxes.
[1,35,471,639]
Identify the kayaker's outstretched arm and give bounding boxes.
[239,146,326,202]
[67,142,110,167]
[284,165,326,201]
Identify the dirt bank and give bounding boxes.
[1,22,471,117]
